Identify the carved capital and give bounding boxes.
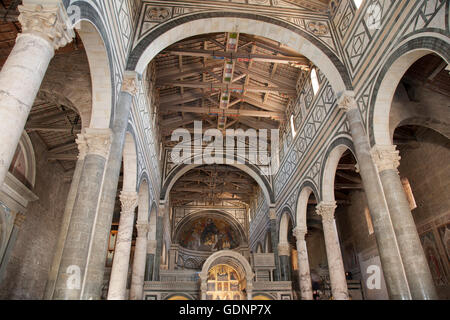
[18,2,75,50]
[293,226,308,241]
[121,71,139,96]
[83,128,112,159]
[337,91,358,112]
[14,213,26,228]
[136,221,149,237]
[147,240,157,254]
[269,208,277,220]
[316,202,337,223]
[120,191,138,214]
[75,133,87,160]
[158,203,166,217]
[278,242,291,256]
[371,145,401,172]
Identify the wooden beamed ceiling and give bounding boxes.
[155,32,309,148]
[170,164,259,207]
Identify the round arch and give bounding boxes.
[264,231,272,253]
[199,250,254,300]
[320,137,355,203]
[256,242,264,253]
[369,36,450,147]
[173,210,247,249]
[278,208,294,245]
[77,19,114,129]
[165,293,195,300]
[296,181,320,230]
[128,12,351,96]
[161,153,274,204]
[253,293,275,300]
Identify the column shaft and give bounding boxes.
[107,192,138,300]
[153,215,164,281]
[294,228,313,300]
[44,137,86,299]
[339,93,411,300]
[53,129,111,300]
[0,2,74,187]
[269,209,281,281]
[81,83,137,300]
[0,34,53,187]
[317,203,348,300]
[129,222,149,300]
[372,145,437,299]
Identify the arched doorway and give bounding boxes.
[206,264,245,300]
[199,250,254,300]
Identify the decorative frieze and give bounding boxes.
[18,2,74,50]
[371,144,401,173]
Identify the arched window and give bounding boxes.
[311,68,320,95]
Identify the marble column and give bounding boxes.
[168,244,179,270]
[269,208,281,281]
[153,209,164,281]
[338,92,411,300]
[278,243,291,281]
[129,221,149,300]
[0,1,74,188]
[81,72,139,300]
[44,135,87,299]
[372,145,438,300]
[293,226,313,300]
[53,129,112,300]
[144,240,157,281]
[107,191,138,300]
[316,202,348,300]
[0,213,25,282]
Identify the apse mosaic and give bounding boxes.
[178,216,240,252]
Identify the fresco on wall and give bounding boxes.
[420,231,448,286]
[438,223,450,262]
[178,216,240,252]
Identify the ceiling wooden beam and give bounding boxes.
[164,48,310,65]
[163,106,285,119]
[158,81,297,95]
[26,124,81,133]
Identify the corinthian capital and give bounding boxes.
[121,71,139,96]
[293,226,308,241]
[371,145,401,172]
[337,91,358,112]
[316,202,337,223]
[136,221,149,237]
[278,242,291,256]
[83,128,112,159]
[18,1,75,50]
[120,191,138,214]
